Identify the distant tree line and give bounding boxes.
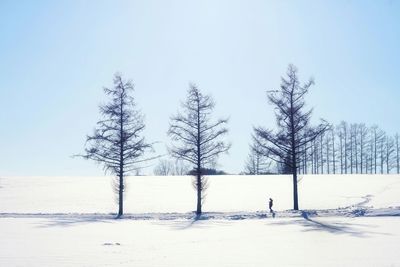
[153,159,190,176]
[243,136,273,175]
[296,122,400,175]
[245,123,400,176]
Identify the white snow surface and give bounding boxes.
[0,174,399,266]
[1,174,399,214]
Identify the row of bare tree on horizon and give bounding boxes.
[78,64,397,217]
[246,122,400,176]
[156,122,400,176]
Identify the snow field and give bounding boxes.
[0,175,399,213]
[1,217,399,267]
[0,174,399,267]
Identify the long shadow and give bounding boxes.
[300,211,366,237]
[13,210,397,235]
[269,211,389,238]
[34,212,212,229]
[158,213,234,230]
[36,216,115,228]
[171,216,202,230]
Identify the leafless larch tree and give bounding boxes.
[80,74,153,218]
[254,65,328,210]
[168,84,230,215]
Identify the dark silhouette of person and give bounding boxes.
[269,198,273,213]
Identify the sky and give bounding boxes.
[0,0,399,176]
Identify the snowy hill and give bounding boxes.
[0,174,399,214]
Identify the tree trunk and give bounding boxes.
[380,141,384,174]
[311,141,314,174]
[332,130,336,174]
[117,131,124,218]
[290,91,299,210]
[196,99,202,216]
[293,171,298,210]
[370,143,373,174]
[374,131,377,174]
[117,93,124,218]
[339,132,343,174]
[196,170,202,215]
[344,128,348,174]
[350,133,353,174]
[117,172,123,218]
[292,143,299,210]
[327,136,330,174]
[355,127,358,174]
[360,130,363,174]
[386,139,390,174]
[396,135,399,174]
[320,134,324,174]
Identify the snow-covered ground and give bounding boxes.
[1,174,399,213]
[1,216,399,267]
[0,175,399,266]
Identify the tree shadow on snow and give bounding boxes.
[268,211,390,238]
[299,211,367,237]
[35,216,115,228]
[155,213,234,230]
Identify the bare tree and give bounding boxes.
[385,135,395,174]
[349,123,358,174]
[337,122,345,174]
[338,121,349,174]
[323,128,335,174]
[173,159,190,176]
[299,142,308,174]
[312,138,319,174]
[330,127,336,174]
[153,159,174,176]
[309,139,316,174]
[168,84,230,215]
[303,143,308,174]
[358,123,369,174]
[363,129,372,174]
[320,133,324,174]
[244,136,272,175]
[254,65,328,210]
[368,130,374,174]
[153,158,189,176]
[379,133,386,174]
[371,125,385,174]
[80,74,153,218]
[324,122,398,175]
[396,133,400,174]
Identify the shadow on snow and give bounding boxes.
[268,210,391,238]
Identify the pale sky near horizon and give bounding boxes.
[0,0,399,176]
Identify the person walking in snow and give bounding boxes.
[268,198,273,213]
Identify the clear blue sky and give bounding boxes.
[0,0,399,176]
